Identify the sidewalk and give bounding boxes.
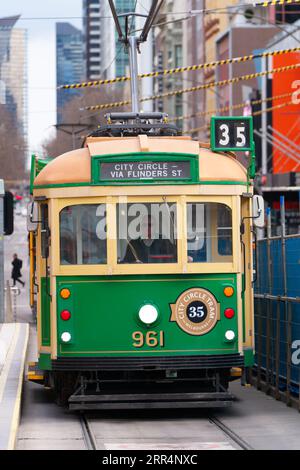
[0,323,29,449]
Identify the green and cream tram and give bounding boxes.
[27,115,263,409]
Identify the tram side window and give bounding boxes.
[60,205,107,265]
[187,203,233,263]
[117,203,178,264]
[41,204,49,259]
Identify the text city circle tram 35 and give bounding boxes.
[27,112,264,410]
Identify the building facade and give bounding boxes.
[56,22,84,124]
[84,0,136,80]
[182,0,206,136]
[83,0,102,80]
[153,0,187,125]
[0,16,27,136]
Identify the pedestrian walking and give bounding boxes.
[11,253,25,287]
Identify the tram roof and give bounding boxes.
[33,135,247,188]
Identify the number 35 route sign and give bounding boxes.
[210,116,254,152]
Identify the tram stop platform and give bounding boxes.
[0,323,29,450]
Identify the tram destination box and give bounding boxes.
[99,160,191,182]
[211,116,254,152]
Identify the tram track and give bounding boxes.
[209,415,253,450]
[80,411,253,451]
[80,414,98,450]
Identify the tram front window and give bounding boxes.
[117,203,178,264]
[60,204,107,265]
[187,203,233,263]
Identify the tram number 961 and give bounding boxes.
[211,116,253,151]
[132,331,164,348]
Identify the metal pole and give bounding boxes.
[261,56,268,177]
[254,130,300,167]
[280,195,287,296]
[139,0,164,42]
[268,125,299,153]
[136,0,154,113]
[128,36,140,114]
[108,0,124,40]
[280,196,289,405]
[266,207,272,392]
[266,130,300,163]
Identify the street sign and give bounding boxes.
[211,116,254,152]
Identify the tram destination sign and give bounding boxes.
[99,161,191,182]
[211,116,254,152]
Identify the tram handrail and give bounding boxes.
[254,293,300,303]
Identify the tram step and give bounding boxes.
[69,391,235,410]
[27,362,44,385]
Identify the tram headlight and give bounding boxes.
[61,332,72,343]
[138,305,159,325]
[225,330,236,342]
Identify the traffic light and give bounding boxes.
[4,191,14,235]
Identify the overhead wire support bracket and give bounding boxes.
[107,0,167,119]
[108,0,124,41]
[139,0,165,43]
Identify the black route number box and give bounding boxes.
[211,116,253,152]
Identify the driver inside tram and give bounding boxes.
[122,215,176,264]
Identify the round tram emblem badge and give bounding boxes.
[170,288,220,336]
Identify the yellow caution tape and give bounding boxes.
[259,0,300,5]
[85,64,300,111]
[60,46,300,90]
[185,100,295,135]
[171,92,294,122]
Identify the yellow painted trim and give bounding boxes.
[29,232,35,308]
[241,197,255,350]
[237,274,243,355]
[36,213,42,353]
[181,196,188,272]
[230,367,242,377]
[27,374,44,381]
[50,200,58,359]
[39,346,51,354]
[34,184,248,200]
[51,195,238,277]
[63,277,236,284]
[107,197,117,274]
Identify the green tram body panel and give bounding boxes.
[41,278,51,347]
[54,274,239,358]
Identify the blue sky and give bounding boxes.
[1,0,83,153]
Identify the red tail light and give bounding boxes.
[60,310,71,321]
[224,308,235,319]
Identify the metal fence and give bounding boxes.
[253,197,300,410]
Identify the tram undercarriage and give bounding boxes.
[30,364,244,410]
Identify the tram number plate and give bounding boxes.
[211,116,253,151]
[132,331,164,348]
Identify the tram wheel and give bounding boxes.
[52,372,78,407]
